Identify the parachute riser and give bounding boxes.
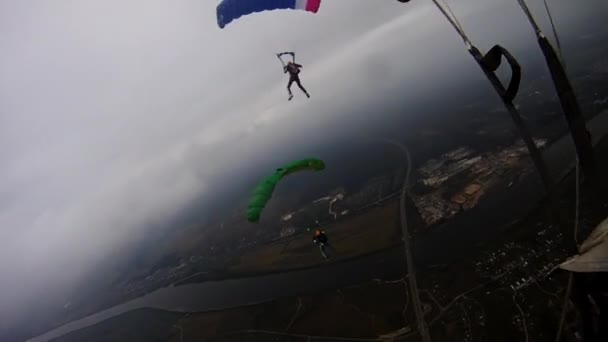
[538,35,597,183]
[516,0,598,190]
[471,44,561,214]
[425,0,563,235]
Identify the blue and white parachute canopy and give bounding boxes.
[216,0,322,29]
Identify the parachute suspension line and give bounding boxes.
[438,0,466,38]
[555,274,573,342]
[542,0,564,64]
[554,157,580,342]
[516,0,564,65]
[574,157,581,246]
[515,0,542,35]
[431,0,472,49]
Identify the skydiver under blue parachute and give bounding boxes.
[216,0,319,101]
[277,52,310,101]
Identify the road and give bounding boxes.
[379,138,432,342]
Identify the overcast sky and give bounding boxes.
[1,0,606,336]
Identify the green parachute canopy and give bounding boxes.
[247,158,325,223]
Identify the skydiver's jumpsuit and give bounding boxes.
[313,231,333,260]
[284,63,310,99]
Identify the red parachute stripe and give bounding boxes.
[306,0,321,12]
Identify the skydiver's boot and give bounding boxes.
[288,92,293,101]
[305,92,310,98]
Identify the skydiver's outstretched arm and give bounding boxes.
[294,63,302,68]
[277,54,286,69]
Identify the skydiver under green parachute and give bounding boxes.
[246,158,338,261]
